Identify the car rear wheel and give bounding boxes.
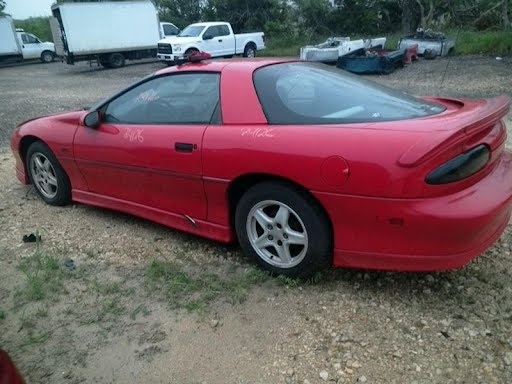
[26,141,71,206]
[40,50,54,63]
[235,182,332,278]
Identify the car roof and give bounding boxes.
[154,58,297,76]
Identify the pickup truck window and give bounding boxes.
[104,73,220,125]
[179,25,205,37]
[204,26,220,38]
[218,25,230,36]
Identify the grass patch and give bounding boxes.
[19,332,50,349]
[145,260,269,311]
[16,249,69,304]
[130,304,150,320]
[0,308,5,320]
[80,279,133,325]
[449,30,512,55]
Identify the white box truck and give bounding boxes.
[0,16,56,63]
[50,0,177,68]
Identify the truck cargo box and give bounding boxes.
[0,17,22,58]
[51,0,161,66]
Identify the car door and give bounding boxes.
[19,33,42,59]
[73,72,221,220]
[201,26,224,57]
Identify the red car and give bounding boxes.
[10,57,512,278]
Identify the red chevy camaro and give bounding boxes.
[10,57,512,277]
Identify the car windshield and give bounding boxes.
[253,62,446,125]
[178,25,205,37]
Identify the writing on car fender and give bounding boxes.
[124,128,144,143]
[241,128,275,138]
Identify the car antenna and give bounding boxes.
[438,27,461,96]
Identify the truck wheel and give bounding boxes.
[185,48,199,57]
[243,44,256,58]
[40,51,54,63]
[108,53,125,68]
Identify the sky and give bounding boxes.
[5,0,54,20]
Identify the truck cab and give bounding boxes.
[16,29,56,63]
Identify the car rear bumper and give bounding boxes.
[314,151,512,271]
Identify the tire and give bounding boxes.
[164,61,175,67]
[107,53,125,68]
[185,48,199,57]
[26,141,71,206]
[235,182,332,278]
[243,44,256,58]
[99,57,111,68]
[40,50,54,63]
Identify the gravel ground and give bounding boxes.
[0,56,512,384]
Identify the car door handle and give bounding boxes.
[175,142,194,152]
[218,39,223,42]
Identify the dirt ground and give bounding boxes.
[1,56,512,384]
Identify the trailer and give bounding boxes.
[51,0,163,68]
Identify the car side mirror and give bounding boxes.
[203,34,213,40]
[84,110,101,128]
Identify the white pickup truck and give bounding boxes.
[157,21,265,65]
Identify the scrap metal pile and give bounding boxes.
[300,28,455,75]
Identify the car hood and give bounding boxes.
[17,110,86,128]
[158,36,202,45]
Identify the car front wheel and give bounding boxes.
[26,141,71,206]
[235,182,332,278]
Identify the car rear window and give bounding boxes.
[253,62,445,125]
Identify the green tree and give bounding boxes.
[154,0,204,28]
[15,17,53,41]
[0,0,7,15]
[203,0,289,33]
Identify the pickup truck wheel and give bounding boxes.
[108,53,125,68]
[243,44,256,58]
[185,48,199,57]
[40,50,54,63]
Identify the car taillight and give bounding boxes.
[425,144,490,185]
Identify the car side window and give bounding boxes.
[103,73,220,125]
[163,24,179,36]
[21,34,28,44]
[218,25,230,36]
[204,26,219,38]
